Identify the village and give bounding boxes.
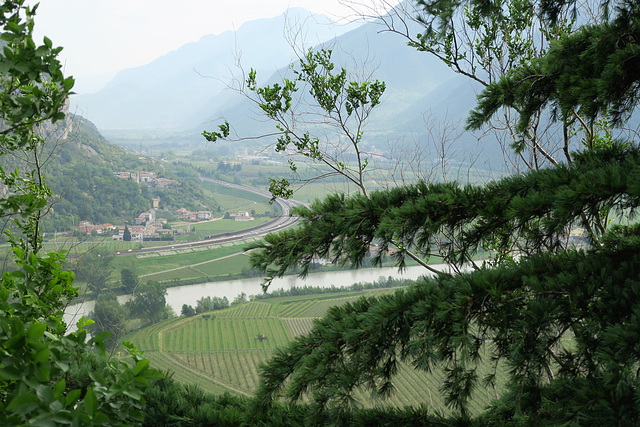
[113,170,180,188]
[73,205,255,242]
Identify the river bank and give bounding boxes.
[64,264,449,327]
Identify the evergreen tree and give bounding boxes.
[123,224,132,241]
[243,1,640,423]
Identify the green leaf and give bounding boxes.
[123,388,142,400]
[133,358,149,376]
[28,322,46,339]
[30,417,57,427]
[34,346,50,364]
[65,389,81,406]
[6,392,40,415]
[35,359,51,382]
[75,317,94,330]
[83,387,97,416]
[92,412,109,423]
[93,330,112,344]
[0,366,21,380]
[35,384,53,404]
[53,378,65,398]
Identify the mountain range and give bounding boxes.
[72,4,495,169]
[72,8,361,130]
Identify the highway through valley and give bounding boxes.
[118,178,303,255]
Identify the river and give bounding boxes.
[63,264,447,328]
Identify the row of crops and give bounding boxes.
[127,291,507,414]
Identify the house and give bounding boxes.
[114,171,132,179]
[113,225,146,241]
[184,212,198,221]
[310,255,328,266]
[75,222,115,235]
[233,211,254,221]
[134,210,156,225]
[196,211,212,220]
[154,218,168,225]
[155,178,179,188]
[135,171,156,183]
[568,227,589,246]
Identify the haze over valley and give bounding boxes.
[5,1,638,423]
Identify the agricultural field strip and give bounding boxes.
[213,302,272,318]
[134,298,506,409]
[152,304,290,393]
[160,350,252,396]
[162,317,289,351]
[143,352,222,392]
[275,296,361,318]
[195,327,484,414]
[136,316,258,395]
[211,193,259,212]
[212,352,273,393]
[283,317,316,337]
[175,349,271,393]
[139,252,247,278]
[136,242,247,259]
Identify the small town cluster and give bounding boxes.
[75,208,178,241]
[113,170,179,188]
[74,206,254,241]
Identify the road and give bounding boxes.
[118,178,304,255]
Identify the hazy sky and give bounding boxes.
[27,1,399,93]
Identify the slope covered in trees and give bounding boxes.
[0,114,220,232]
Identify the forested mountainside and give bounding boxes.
[0,115,219,233]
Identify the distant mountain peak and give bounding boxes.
[72,7,357,130]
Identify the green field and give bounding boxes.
[199,180,280,216]
[127,290,507,414]
[173,217,272,241]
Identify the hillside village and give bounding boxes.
[74,206,255,241]
[113,170,179,188]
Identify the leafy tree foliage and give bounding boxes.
[120,266,138,292]
[466,1,640,133]
[242,1,640,423]
[0,2,161,424]
[129,280,170,325]
[88,291,128,348]
[74,246,115,294]
[181,304,196,317]
[248,143,640,422]
[204,48,385,200]
[195,295,229,313]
